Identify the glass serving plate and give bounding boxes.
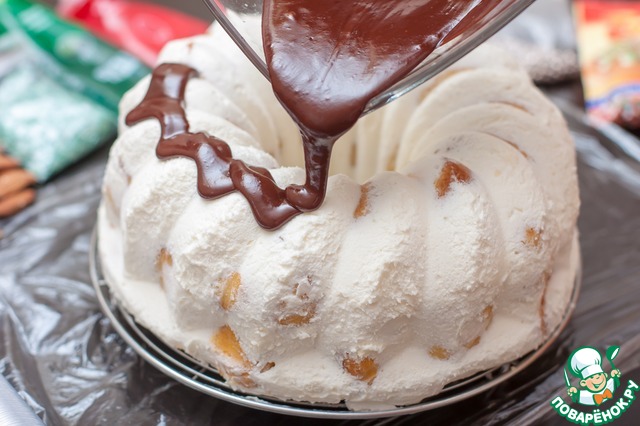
[201,0,536,115]
[89,229,581,420]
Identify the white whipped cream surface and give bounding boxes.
[98,21,580,409]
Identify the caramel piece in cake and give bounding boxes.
[156,248,173,269]
[523,227,543,249]
[482,305,494,329]
[234,373,257,388]
[211,325,251,369]
[464,306,494,350]
[435,160,472,198]
[104,187,117,215]
[278,276,316,325]
[213,326,256,388]
[385,151,397,171]
[354,183,371,219]
[260,362,276,373]
[539,271,552,334]
[342,355,378,384]
[220,272,241,311]
[464,336,481,349]
[350,143,357,167]
[217,366,256,388]
[155,248,173,288]
[429,345,451,360]
[278,303,316,326]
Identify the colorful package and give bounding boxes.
[574,0,640,129]
[57,0,210,66]
[0,63,116,182]
[0,0,149,182]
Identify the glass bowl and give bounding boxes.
[201,0,536,114]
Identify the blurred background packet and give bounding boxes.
[574,0,640,131]
[0,0,209,219]
[0,0,148,217]
[56,0,209,66]
[0,0,150,177]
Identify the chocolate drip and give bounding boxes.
[285,135,334,211]
[126,64,300,229]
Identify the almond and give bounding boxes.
[435,160,472,198]
[353,183,371,219]
[260,362,276,373]
[523,227,542,249]
[428,345,451,360]
[482,305,494,329]
[220,272,241,311]
[342,355,378,384]
[211,325,251,369]
[278,303,316,326]
[464,336,481,349]
[156,248,173,270]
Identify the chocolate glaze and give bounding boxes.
[126,64,299,229]
[128,1,505,229]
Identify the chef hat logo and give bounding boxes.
[568,346,604,380]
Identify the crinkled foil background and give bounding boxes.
[2,1,640,425]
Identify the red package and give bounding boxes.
[57,0,210,66]
[574,0,640,130]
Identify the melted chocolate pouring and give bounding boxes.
[128,1,507,229]
[263,0,489,137]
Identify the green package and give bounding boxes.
[0,64,116,181]
[0,0,149,181]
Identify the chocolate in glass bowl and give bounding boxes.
[203,0,533,116]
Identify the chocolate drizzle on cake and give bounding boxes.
[126,64,299,229]
[127,1,506,229]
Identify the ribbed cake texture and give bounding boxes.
[98,22,580,409]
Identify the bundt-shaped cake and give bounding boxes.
[98,22,580,409]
